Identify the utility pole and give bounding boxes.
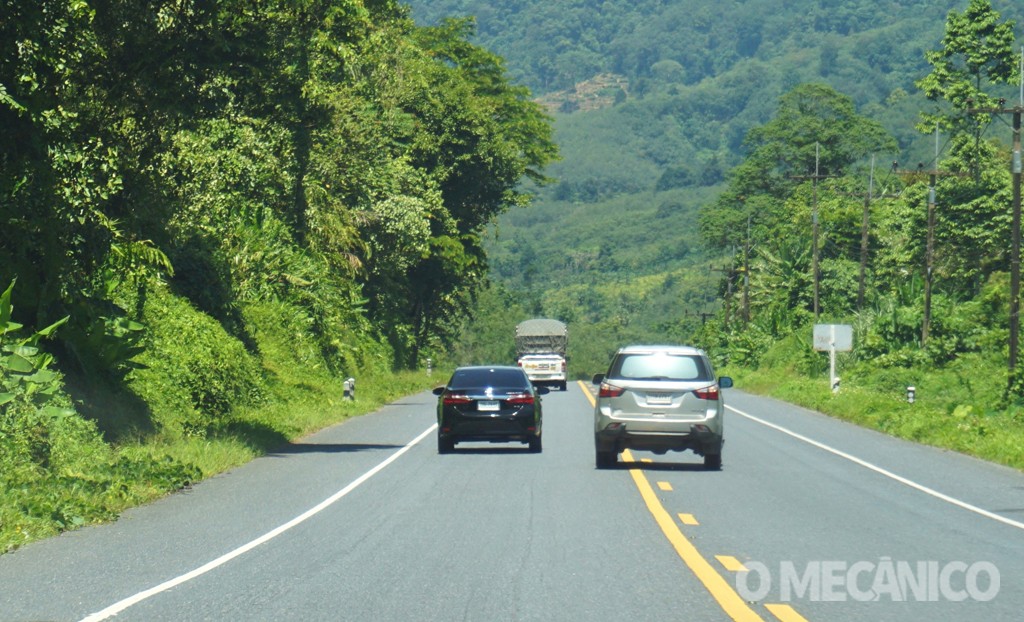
[710,262,735,331]
[966,48,1024,388]
[858,155,876,311]
[813,144,821,322]
[742,214,751,325]
[850,156,900,311]
[923,125,939,347]
[895,127,955,347]
[790,143,833,322]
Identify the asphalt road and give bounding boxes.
[1,383,1023,621]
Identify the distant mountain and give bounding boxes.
[406,0,1024,353]
[409,1,982,97]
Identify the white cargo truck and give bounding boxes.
[515,319,568,391]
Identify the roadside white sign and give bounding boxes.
[813,324,853,352]
[814,324,852,394]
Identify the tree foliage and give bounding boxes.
[700,83,897,252]
[0,0,557,546]
[916,0,1019,136]
[1,0,556,369]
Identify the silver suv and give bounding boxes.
[591,345,733,470]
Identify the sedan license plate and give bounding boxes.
[478,400,500,411]
[646,393,672,406]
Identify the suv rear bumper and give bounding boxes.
[595,424,722,456]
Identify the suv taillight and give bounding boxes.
[598,382,625,398]
[693,385,720,400]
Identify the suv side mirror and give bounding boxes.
[718,376,733,389]
[592,374,605,384]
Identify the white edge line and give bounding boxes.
[727,405,1024,531]
[79,424,439,622]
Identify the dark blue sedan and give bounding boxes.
[433,365,548,454]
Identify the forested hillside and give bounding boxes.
[409,0,1024,368]
[0,1,556,551]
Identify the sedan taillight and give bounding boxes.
[598,382,625,398]
[443,393,473,405]
[506,392,535,405]
[693,385,720,400]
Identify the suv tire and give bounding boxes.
[438,435,455,454]
[596,450,617,469]
[703,453,722,470]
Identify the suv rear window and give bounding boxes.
[608,353,710,381]
[450,368,530,389]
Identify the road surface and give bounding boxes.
[1,383,1021,621]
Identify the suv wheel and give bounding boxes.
[703,453,722,470]
[596,449,617,469]
[437,435,455,454]
[528,435,542,453]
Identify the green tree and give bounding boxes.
[915,0,1018,145]
[913,0,1018,297]
[378,17,558,364]
[700,83,895,251]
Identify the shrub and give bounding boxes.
[125,281,267,438]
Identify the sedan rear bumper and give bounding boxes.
[440,414,539,443]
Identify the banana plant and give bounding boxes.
[0,280,69,407]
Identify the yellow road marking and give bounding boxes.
[641,458,653,463]
[622,449,764,622]
[765,604,810,622]
[678,513,699,525]
[579,380,808,622]
[657,481,673,491]
[716,555,748,572]
[578,379,596,404]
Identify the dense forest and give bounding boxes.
[0,1,556,550]
[409,0,1024,376]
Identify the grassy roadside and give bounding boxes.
[1,367,444,554]
[723,355,1024,472]
[1,284,453,554]
[122,367,446,482]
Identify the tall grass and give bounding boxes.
[724,350,1024,471]
[1,288,441,554]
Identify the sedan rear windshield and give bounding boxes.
[450,368,531,389]
[608,353,710,381]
